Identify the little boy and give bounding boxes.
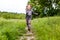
[26,4,37,32]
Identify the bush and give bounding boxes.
[0,12,25,19]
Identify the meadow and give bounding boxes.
[0,16,60,40]
[0,12,25,19]
[32,16,60,40]
[0,18,26,40]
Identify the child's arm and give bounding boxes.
[32,10,38,15]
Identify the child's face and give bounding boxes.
[27,5,31,10]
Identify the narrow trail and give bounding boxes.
[20,27,35,40]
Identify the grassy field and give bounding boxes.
[0,16,60,40]
[0,18,26,40]
[32,16,60,40]
[0,12,25,19]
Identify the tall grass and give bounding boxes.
[0,16,60,40]
[0,12,25,19]
[32,16,60,40]
[0,18,26,40]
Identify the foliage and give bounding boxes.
[0,18,26,40]
[0,12,25,19]
[29,0,60,17]
[32,16,60,40]
[0,16,60,40]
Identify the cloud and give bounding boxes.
[0,0,28,13]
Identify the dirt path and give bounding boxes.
[20,28,35,40]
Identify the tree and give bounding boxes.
[28,0,60,17]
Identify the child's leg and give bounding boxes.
[26,18,29,31]
[28,19,31,31]
[26,18,31,32]
[26,19,28,26]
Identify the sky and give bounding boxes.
[0,0,29,13]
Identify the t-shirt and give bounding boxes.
[26,9,33,19]
[26,10,32,16]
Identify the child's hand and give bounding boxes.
[35,13,38,15]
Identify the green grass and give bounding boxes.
[0,16,60,40]
[0,12,25,19]
[32,16,60,40]
[0,18,26,40]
